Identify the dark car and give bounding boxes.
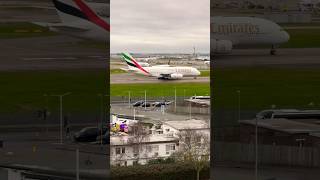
[153,101,172,107]
[132,100,144,107]
[74,127,107,142]
[141,102,152,107]
[96,132,110,144]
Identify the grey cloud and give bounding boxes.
[111,0,210,53]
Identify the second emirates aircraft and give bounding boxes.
[121,53,201,80]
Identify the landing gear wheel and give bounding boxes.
[270,49,276,55]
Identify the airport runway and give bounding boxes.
[0,1,57,23]
[0,35,108,71]
[111,73,209,84]
[214,48,320,68]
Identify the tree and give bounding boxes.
[176,130,210,180]
[127,122,150,164]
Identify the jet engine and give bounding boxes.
[211,39,232,54]
[169,73,183,79]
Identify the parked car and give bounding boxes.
[96,132,110,144]
[141,102,152,107]
[74,127,107,142]
[132,100,144,107]
[153,101,173,107]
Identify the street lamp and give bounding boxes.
[43,94,49,134]
[174,87,177,113]
[255,116,259,180]
[128,91,131,108]
[97,94,106,146]
[141,90,147,110]
[236,90,240,122]
[51,92,71,144]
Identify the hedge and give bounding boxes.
[110,162,210,180]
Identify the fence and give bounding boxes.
[214,142,320,167]
[166,105,210,115]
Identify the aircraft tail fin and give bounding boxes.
[52,0,84,23]
[52,0,110,31]
[121,52,150,75]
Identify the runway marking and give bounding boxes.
[22,57,78,61]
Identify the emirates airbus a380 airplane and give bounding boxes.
[35,0,109,42]
[211,16,290,55]
[121,52,201,80]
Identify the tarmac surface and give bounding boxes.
[214,48,320,68]
[0,130,109,179]
[111,103,210,123]
[111,73,209,84]
[0,35,107,71]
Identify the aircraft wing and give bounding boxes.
[120,68,136,72]
[49,25,89,32]
[32,22,89,32]
[120,68,130,72]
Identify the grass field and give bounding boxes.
[111,83,210,97]
[1,67,320,114]
[0,22,56,39]
[281,29,320,48]
[200,70,210,77]
[0,70,106,114]
[110,69,126,74]
[213,67,320,110]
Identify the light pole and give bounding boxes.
[97,94,105,146]
[128,91,131,108]
[76,148,79,180]
[189,102,192,120]
[237,90,241,121]
[174,87,177,113]
[144,90,147,111]
[255,116,259,180]
[51,92,71,144]
[43,94,49,134]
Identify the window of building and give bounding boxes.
[133,145,139,154]
[133,161,139,165]
[116,147,125,154]
[153,145,159,151]
[116,147,121,154]
[166,144,175,152]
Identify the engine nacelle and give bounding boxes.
[211,39,232,54]
[169,73,183,79]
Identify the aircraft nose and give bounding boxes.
[282,31,290,43]
[197,69,201,76]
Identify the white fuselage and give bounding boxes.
[130,66,200,78]
[211,16,289,48]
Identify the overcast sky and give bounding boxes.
[110,0,210,54]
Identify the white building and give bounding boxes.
[110,134,179,166]
[160,119,210,138]
[110,119,210,166]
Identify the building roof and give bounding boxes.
[240,118,320,134]
[111,134,178,146]
[163,119,209,131]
